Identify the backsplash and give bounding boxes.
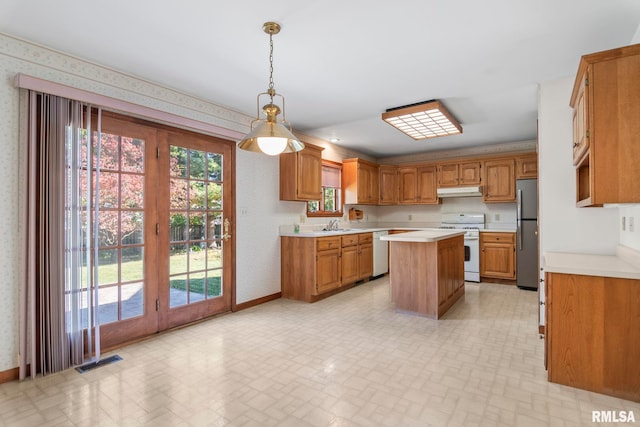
[286,197,518,232]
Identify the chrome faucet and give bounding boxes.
[327,219,339,230]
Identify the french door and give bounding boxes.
[92,113,234,350]
[157,129,234,330]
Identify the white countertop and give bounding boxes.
[280,228,388,238]
[544,246,640,280]
[380,229,465,243]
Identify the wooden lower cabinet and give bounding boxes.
[480,232,516,280]
[316,245,341,294]
[388,235,464,319]
[341,242,360,284]
[546,272,640,402]
[281,233,373,302]
[358,233,373,279]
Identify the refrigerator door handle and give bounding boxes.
[517,189,522,221]
[518,220,523,251]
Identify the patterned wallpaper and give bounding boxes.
[0,33,256,372]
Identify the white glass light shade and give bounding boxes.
[257,137,288,155]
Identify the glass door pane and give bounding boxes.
[159,130,233,330]
[88,114,159,350]
[168,147,224,307]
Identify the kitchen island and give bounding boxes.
[382,230,465,319]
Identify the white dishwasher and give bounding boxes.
[372,230,389,277]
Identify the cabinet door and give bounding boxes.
[480,242,515,279]
[417,165,438,204]
[279,144,323,201]
[297,148,323,200]
[398,167,417,204]
[356,164,371,203]
[366,164,379,204]
[437,164,459,187]
[316,248,341,294]
[459,161,481,185]
[483,159,515,202]
[358,243,373,279]
[516,154,538,179]
[572,72,589,166]
[345,160,379,205]
[341,245,359,285]
[378,166,398,205]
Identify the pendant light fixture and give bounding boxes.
[238,22,304,155]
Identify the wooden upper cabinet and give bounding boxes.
[572,74,589,166]
[398,167,417,204]
[416,165,439,204]
[459,161,481,185]
[279,143,323,201]
[570,43,640,206]
[516,153,538,179]
[397,165,439,204]
[343,158,379,205]
[483,159,515,202]
[378,165,398,205]
[437,163,459,187]
[437,161,481,187]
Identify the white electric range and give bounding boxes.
[438,213,485,282]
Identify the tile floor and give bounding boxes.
[1,278,639,426]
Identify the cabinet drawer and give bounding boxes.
[341,235,359,247]
[358,232,373,244]
[317,236,341,251]
[481,232,515,243]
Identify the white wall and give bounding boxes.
[375,198,517,230]
[235,151,301,303]
[538,77,619,257]
[619,205,640,251]
[615,25,640,251]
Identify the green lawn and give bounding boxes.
[92,250,222,296]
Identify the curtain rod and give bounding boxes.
[14,73,245,141]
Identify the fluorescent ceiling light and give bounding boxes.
[382,100,462,140]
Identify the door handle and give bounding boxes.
[223,218,231,241]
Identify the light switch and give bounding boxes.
[622,216,626,231]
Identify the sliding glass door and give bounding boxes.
[89,114,234,349]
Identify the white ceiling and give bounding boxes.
[1,1,639,158]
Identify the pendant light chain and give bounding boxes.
[268,31,275,103]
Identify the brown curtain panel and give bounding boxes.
[20,92,87,378]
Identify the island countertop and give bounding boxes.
[381,229,465,242]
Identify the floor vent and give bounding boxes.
[75,355,122,373]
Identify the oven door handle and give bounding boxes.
[464,236,479,241]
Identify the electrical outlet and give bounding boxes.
[408,214,413,221]
[240,207,249,216]
[299,214,306,224]
[622,216,626,231]
[495,214,500,221]
[630,216,635,232]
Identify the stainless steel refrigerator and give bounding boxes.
[516,179,539,290]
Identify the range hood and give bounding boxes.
[437,186,483,198]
